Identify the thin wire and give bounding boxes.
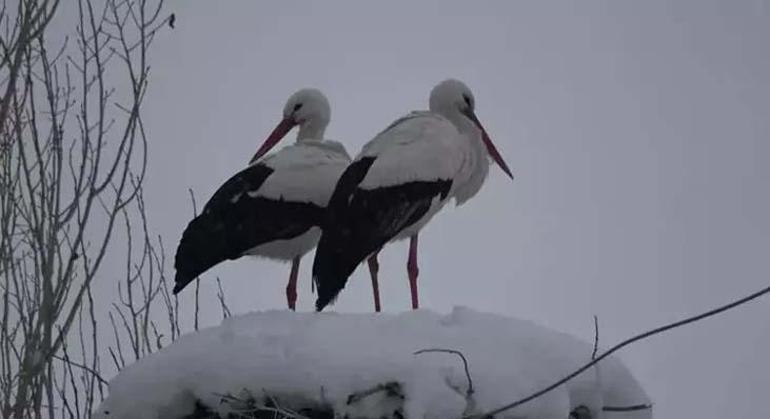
[468,283,770,418]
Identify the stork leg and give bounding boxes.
[286,256,301,311]
[367,252,382,312]
[407,234,420,310]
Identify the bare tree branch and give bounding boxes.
[1,1,173,416]
[50,354,107,386]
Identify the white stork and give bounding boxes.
[174,89,351,310]
[312,79,512,311]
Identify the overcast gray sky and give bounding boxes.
[88,1,770,417]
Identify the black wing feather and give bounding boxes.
[173,163,324,294]
[312,157,452,311]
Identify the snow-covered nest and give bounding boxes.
[96,307,651,418]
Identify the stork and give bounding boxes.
[174,89,351,310]
[312,79,512,311]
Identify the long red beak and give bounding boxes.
[249,117,296,164]
[465,110,513,179]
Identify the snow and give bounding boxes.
[95,307,651,419]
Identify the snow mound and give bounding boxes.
[96,307,651,418]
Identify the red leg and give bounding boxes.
[407,234,419,310]
[286,256,300,310]
[367,252,382,312]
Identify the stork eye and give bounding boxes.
[463,94,472,108]
[293,103,303,112]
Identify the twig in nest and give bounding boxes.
[603,403,652,412]
[414,348,474,396]
[587,316,651,414]
[466,283,770,418]
[215,389,312,419]
[262,391,309,419]
[346,382,403,405]
[569,405,591,419]
[415,348,478,416]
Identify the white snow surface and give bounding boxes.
[96,307,651,419]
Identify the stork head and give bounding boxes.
[429,79,513,179]
[250,88,331,163]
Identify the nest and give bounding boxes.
[181,382,406,419]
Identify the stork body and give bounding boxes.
[174,89,351,310]
[313,80,513,311]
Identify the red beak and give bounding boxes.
[465,110,513,179]
[249,117,297,164]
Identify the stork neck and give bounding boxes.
[434,107,490,204]
[296,119,327,142]
[434,106,476,136]
[451,114,490,205]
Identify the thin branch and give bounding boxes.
[215,277,231,319]
[603,403,652,412]
[346,381,402,406]
[414,348,474,396]
[215,389,313,419]
[50,354,108,386]
[468,283,770,418]
[591,315,598,361]
[188,187,200,331]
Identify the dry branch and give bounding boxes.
[414,348,474,397]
